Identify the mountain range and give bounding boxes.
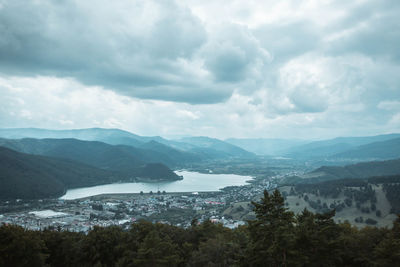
[0,128,256,199]
[330,137,400,161]
[0,128,255,160]
[1,127,400,199]
[284,134,400,159]
[225,138,308,156]
[2,128,400,162]
[301,158,400,183]
[226,133,400,162]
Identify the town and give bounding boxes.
[0,175,278,232]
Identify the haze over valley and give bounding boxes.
[1,127,400,221]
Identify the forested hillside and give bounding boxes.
[0,128,255,161]
[0,147,117,199]
[0,137,194,169]
[331,137,400,160]
[283,133,400,159]
[0,146,180,199]
[0,138,181,177]
[310,158,400,181]
[179,136,255,158]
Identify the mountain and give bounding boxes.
[284,133,400,159]
[0,138,144,173]
[0,146,119,199]
[225,138,308,155]
[137,140,201,165]
[330,138,400,161]
[0,138,180,181]
[136,163,183,182]
[307,158,400,181]
[0,128,145,146]
[0,127,185,148]
[0,128,255,162]
[178,136,255,158]
[0,137,204,168]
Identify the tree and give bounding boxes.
[189,234,240,267]
[337,222,385,266]
[245,189,295,266]
[295,209,343,266]
[134,230,181,266]
[0,225,46,267]
[374,215,400,265]
[81,226,126,266]
[41,230,84,267]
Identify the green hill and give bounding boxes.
[331,138,400,160]
[0,138,145,174]
[0,128,256,161]
[0,127,145,146]
[137,163,183,181]
[179,136,255,158]
[314,159,400,179]
[225,138,307,156]
[137,140,201,166]
[0,144,181,199]
[298,159,400,184]
[284,133,400,159]
[0,138,182,177]
[0,147,119,199]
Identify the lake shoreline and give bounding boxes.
[67,191,221,201]
[60,171,253,200]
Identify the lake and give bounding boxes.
[60,171,253,200]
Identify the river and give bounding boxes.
[60,171,252,200]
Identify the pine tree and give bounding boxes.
[295,209,342,266]
[374,215,400,265]
[245,189,295,266]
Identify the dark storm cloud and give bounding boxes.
[0,0,274,104]
[0,0,235,103]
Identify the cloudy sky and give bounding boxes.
[0,0,399,139]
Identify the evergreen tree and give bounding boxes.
[373,215,400,266]
[81,226,127,266]
[246,189,295,266]
[295,209,343,266]
[134,230,181,266]
[0,225,46,267]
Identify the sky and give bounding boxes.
[0,0,399,139]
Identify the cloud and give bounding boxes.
[0,0,399,138]
[202,24,271,82]
[254,21,320,64]
[0,74,399,140]
[0,0,222,103]
[324,0,400,62]
[0,0,273,104]
[378,101,400,111]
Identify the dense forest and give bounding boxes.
[0,146,180,199]
[309,158,400,182]
[1,190,400,266]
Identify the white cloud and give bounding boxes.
[378,101,400,111]
[0,0,399,138]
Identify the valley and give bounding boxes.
[1,3,399,264]
[1,127,400,230]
